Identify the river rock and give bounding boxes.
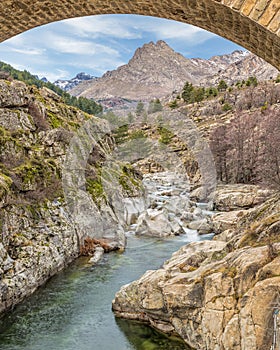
[135,209,174,237]
[163,197,190,216]
[170,218,185,235]
[212,210,245,234]
[192,207,203,217]
[88,246,104,265]
[123,197,146,225]
[187,218,213,234]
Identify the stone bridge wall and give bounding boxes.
[0,0,279,69]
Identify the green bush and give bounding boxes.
[157,125,173,144]
[217,80,228,91]
[130,130,146,140]
[222,103,233,112]
[169,100,178,109]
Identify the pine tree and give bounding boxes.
[217,80,228,91]
[181,81,194,103]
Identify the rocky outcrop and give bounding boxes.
[0,78,135,314]
[212,210,245,234]
[112,189,280,350]
[213,184,272,211]
[0,200,79,314]
[113,238,280,350]
[211,184,274,237]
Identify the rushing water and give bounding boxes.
[0,232,212,350]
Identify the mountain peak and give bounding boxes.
[155,40,170,48]
[74,72,93,80]
[129,40,176,65]
[68,42,279,101]
[54,72,97,91]
[136,40,173,52]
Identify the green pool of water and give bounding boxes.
[0,234,211,350]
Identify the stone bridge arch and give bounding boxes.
[0,0,279,69]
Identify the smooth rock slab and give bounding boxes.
[213,184,272,211]
[112,239,280,350]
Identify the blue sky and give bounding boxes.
[0,14,244,82]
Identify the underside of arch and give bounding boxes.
[0,0,279,69]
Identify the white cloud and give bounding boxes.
[67,57,126,75]
[45,32,120,56]
[135,17,215,43]
[62,16,142,40]
[34,69,70,82]
[11,47,45,55]
[61,15,214,44]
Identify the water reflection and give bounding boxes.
[115,318,189,350]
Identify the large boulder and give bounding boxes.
[213,184,272,211]
[113,240,280,350]
[187,218,213,234]
[135,209,174,237]
[212,210,245,233]
[123,197,146,225]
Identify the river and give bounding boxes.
[0,231,213,350]
[0,171,214,350]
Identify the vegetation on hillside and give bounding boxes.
[108,76,280,191]
[147,99,163,114]
[171,77,280,190]
[209,106,280,188]
[168,76,261,108]
[0,61,103,116]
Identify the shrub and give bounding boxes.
[222,103,233,112]
[217,80,228,91]
[157,125,173,144]
[169,100,178,109]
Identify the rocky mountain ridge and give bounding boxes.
[69,40,279,103]
[54,72,97,91]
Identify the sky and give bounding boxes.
[0,14,244,82]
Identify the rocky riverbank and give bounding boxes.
[112,184,280,350]
[0,78,141,314]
